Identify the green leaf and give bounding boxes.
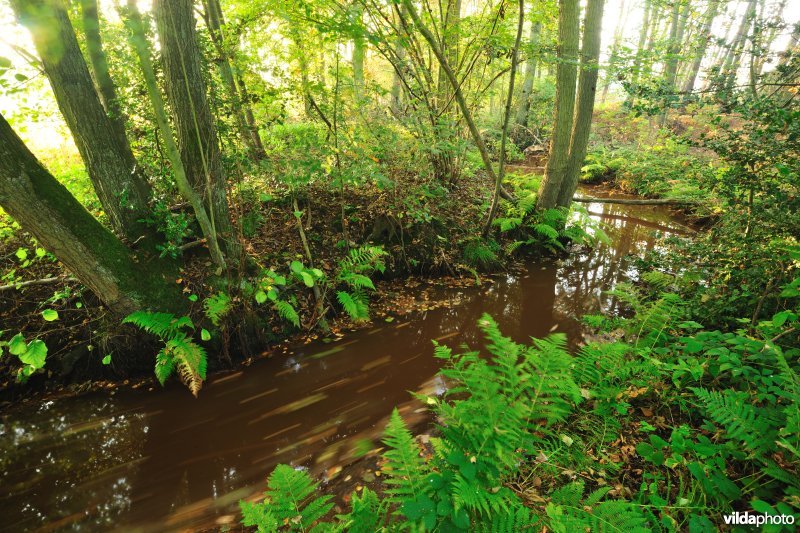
[300,271,315,287]
[0,56,11,69]
[42,309,59,322]
[255,290,267,304]
[102,354,112,365]
[19,339,47,369]
[188,294,198,302]
[201,328,211,341]
[8,333,27,356]
[290,260,304,273]
[15,248,27,261]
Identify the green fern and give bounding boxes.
[381,409,430,506]
[123,311,207,396]
[691,388,777,455]
[204,291,231,326]
[546,481,652,533]
[337,487,388,532]
[337,290,370,321]
[240,465,333,532]
[336,246,385,321]
[274,300,301,328]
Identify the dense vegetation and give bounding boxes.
[0,0,798,530]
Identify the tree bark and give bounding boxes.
[682,0,720,94]
[514,21,542,126]
[536,0,579,210]
[11,0,153,242]
[0,113,181,316]
[153,0,239,261]
[201,0,265,159]
[78,0,128,146]
[121,0,228,271]
[351,2,365,102]
[558,0,606,208]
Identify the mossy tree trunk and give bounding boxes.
[0,113,182,317]
[11,0,153,242]
[351,2,365,102]
[153,0,240,262]
[558,0,606,207]
[536,0,579,210]
[200,0,265,159]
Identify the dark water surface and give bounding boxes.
[0,192,691,531]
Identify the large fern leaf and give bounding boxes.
[381,409,430,505]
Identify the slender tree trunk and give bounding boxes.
[600,0,627,103]
[664,0,688,91]
[558,0,606,207]
[201,0,265,159]
[514,21,542,126]
[627,0,651,105]
[78,0,128,146]
[390,5,408,115]
[0,113,181,316]
[537,0,580,210]
[121,0,227,271]
[484,0,525,234]
[351,2,365,102]
[682,0,720,94]
[11,0,153,242]
[400,0,511,202]
[720,0,758,90]
[153,0,239,262]
[437,0,462,112]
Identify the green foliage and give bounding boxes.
[546,481,652,533]
[0,331,48,383]
[335,246,386,321]
[123,311,207,396]
[203,292,232,326]
[240,465,333,532]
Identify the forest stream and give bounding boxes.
[0,191,693,532]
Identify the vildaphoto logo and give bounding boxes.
[723,511,796,527]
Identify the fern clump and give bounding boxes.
[123,311,207,396]
[335,245,386,321]
[240,465,333,532]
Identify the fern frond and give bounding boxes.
[263,465,333,530]
[274,300,300,328]
[123,311,193,340]
[204,292,232,326]
[691,387,776,454]
[165,334,207,397]
[533,223,559,240]
[381,409,430,505]
[474,501,539,532]
[337,291,369,321]
[239,500,280,531]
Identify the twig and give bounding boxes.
[0,276,74,292]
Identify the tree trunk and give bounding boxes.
[11,0,153,242]
[719,0,758,91]
[484,0,525,234]
[682,0,720,94]
[0,113,181,316]
[201,0,265,159]
[78,0,128,146]
[558,0,606,208]
[153,0,239,261]
[536,0,580,210]
[514,21,542,126]
[390,4,408,115]
[437,0,462,112]
[627,0,651,105]
[351,2,365,102]
[121,0,228,271]
[600,0,627,103]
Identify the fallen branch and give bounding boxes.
[572,196,699,205]
[0,276,74,292]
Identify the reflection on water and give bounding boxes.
[0,192,690,531]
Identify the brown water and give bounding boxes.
[0,192,691,532]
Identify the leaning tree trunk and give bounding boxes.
[536,0,580,210]
[514,21,542,126]
[557,0,606,208]
[0,113,182,316]
[153,0,239,261]
[201,0,265,159]
[78,0,128,147]
[11,0,153,242]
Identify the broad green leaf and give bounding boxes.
[42,309,59,322]
[201,328,211,341]
[255,290,267,304]
[8,333,27,356]
[19,339,47,369]
[300,271,314,287]
[102,354,112,365]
